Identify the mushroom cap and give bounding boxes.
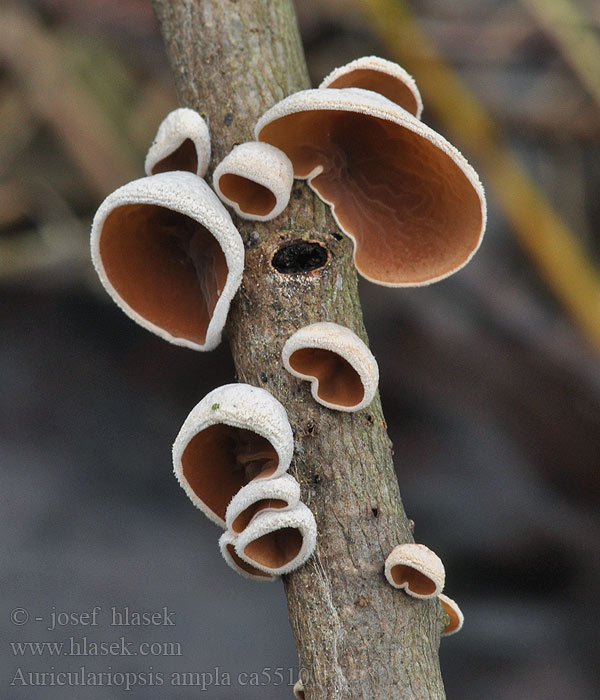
[293,679,305,699]
[218,530,279,582]
[384,543,445,598]
[235,502,317,576]
[213,141,294,221]
[90,171,244,351]
[172,384,294,527]
[144,107,211,177]
[255,87,486,287]
[225,473,301,534]
[282,321,378,412]
[438,593,464,636]
[320,55,423,118]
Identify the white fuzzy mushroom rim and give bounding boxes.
[172,384,294,527]
[282,322,378,412]
[320,55,423,119]
[213,142,294,221]
[91,172,244,351]
[293,679,305,699]
[438,593,464,636]
[384,543,445,598]
[235,502,317,576]
[255,87,486,287]
[225,473,301,534]
[218,530,279,582]
[144,107,211,177]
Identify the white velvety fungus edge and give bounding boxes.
[213,141,294,221]
[384,543,446,599]
[282,321,379,412]
[172,384,294,527]
[90,171,244,351]
[293,679,305,698]
[144,107,211,177]
[255,87,486,287]
[218,530,279,582]
[319,55,423,119]
[235,502,317,576]
[225,473,301,533]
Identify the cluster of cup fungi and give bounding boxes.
[91,56,486,691]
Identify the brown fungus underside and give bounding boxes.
[150,138,199,175]
[258,110,482,285]
[181,425,279,522]
[390,565,438,596]
[288,347,365,407]
[242,526,304,569]
[99,204,228,345]
[326,69,420,116]
[217,173,277,217]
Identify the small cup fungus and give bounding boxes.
[255,87,486,286]
[293,679,305,699]
[91,171,244,351]
[225,473,301,534]
[213,141,294,221]
[144,107,211,177]
[172,384,294,527]
[282,321,378,412]
[320,55,423,118]
[438,593,464,636]
[218,530,279,582]
[235,502,317,576]
[384,543,445,598]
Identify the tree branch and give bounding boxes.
[151,1,447,697]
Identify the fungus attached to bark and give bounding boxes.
[218,530,279,582]
[384,543,445,598]
[438,593,464,636]
[172,384,294,527]
[282,322,378,411]
[320,55,423,118]
[145,107,211,177]
[213,141,293,221]
[225,473,301,534]
[91,172,244,351]
[235,502,317,576]
[293,679,305,699]
[255,87,486,286]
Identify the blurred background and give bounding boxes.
[1,0,599,698]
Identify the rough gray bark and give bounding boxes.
[151,1,447,697]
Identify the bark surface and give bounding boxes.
[151,1,447,697]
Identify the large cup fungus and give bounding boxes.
[91,172,244,351]
[255,87,486,286]
[172,384,294,527]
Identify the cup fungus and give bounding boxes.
[282,321,378,412]
[235,502,317,576]
[225,473,301,534]
[255,87,486,286]
[90,171,244,351]
[293,679,305,699]
[213,141,294,221]
[320,55,423,118]
[144,107,211,177]
[218,530,279,582]
[172,384,294,527]
[438,593,464,636]
[384,543,445,598]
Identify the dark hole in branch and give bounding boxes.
[272,240,328,274]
